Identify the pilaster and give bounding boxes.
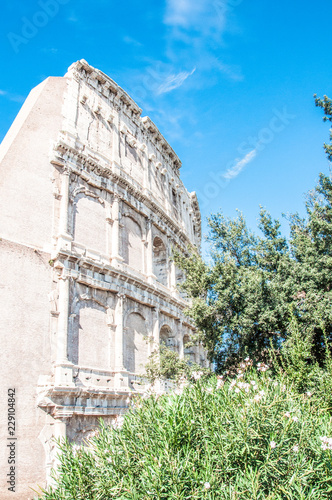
[55,275,74,386]
[57,167,73,252]
[114,293,128,389]
[111,194,123,267]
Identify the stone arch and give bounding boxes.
[153,236,168,286]
[122,215,143,272]
[160,324,176,351]
[124,312,148,374]
[69,300,111,370]
[72,193,106,254]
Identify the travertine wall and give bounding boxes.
[0,60,206,499]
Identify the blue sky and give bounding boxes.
[1,0,332,249]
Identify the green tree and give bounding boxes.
[175,96,332,371]
[174,210,295,369]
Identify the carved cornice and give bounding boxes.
[141,116,181,170]
[66,59,142,117]
[65,60,182,173]
[37,385,131,419]
[55,256,190,323]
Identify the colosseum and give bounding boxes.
[0,60,206,499]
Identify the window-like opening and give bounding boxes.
[153,236,168,286]
[122,216,143,271]
[172,189,177,206]
[160,325,176,351]
[124,312,148,374]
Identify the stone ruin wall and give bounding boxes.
[0,60,206,499]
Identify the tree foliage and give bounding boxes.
[175,96,332,371]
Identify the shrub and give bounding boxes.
[38,370,332,500]
[144,344,211,383]
[271,313,332,412]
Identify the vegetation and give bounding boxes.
[144,343,209,383]
[38,365,332,499]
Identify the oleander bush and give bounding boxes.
[39,367,332,500]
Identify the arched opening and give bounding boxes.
[71,302,111,370]
[160,325,176,351]
[124,312,148,374]
[153,236,168,286]
[122,216,143,272]
[73,195,106,254]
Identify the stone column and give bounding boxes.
[104,200,111,258]
[49,419,67,487]
[152,306,160,350]
[178,320,184,359]
[57,167,73,252]
[112,104,121,173]
[114,293,125,370]
[114,293,127,388]
[152,306,162,392]
[170,261,176,290]
[57,276,69,364]
[140,144,150,193]
[169,238,177,294]
[146,218,155,282]
[111,194,123,267]
[55,275,73,386]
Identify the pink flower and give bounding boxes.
[270,441,276,449]
[216,379,224,389]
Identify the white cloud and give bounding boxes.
[164,0,226,35]
[223,149,257,180]
[0,89,25,103]
[163,0,242,86]
[156,67,196,94]
[164,0,206,28]
[123,36,142,47]
[217,61,244,82]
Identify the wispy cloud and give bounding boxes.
[165,0,205,28]
[156,67,196,94]
[164,0,225,34]
[121,0,244,142]
[163,0,243,85]
[223,149,257,180]
[0,89,25,103]
[123,35,143,47]
[217,61,244,82]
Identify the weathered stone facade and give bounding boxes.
[0,60,205,499]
